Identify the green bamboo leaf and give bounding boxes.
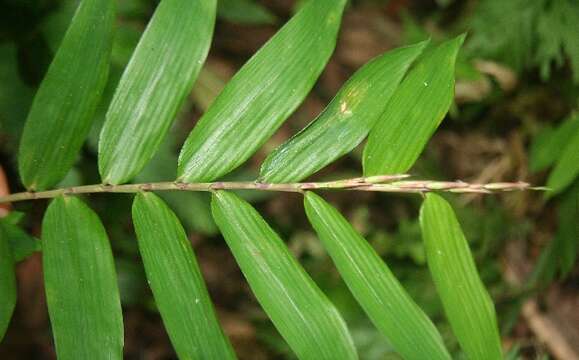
[363,35,465,176]
[260,41,429,183]
[419,193,502,360]
[529,113,579,172]
[132,192,236,359]
[99,0,217,185]
[18,0,115,190]
[546,127,579,196]
[178,0,347,183]
[0,224,16,340]
[211,191,357,359]
[42,197,123,359]
[218,0,277,25]
[304,191,450,360]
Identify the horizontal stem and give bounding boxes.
[0,175,542,204]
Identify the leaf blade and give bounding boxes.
[18,0,115,190]
[99,0,217,184]
[0,224,16,340]
[546,127,579,196]
[132,192,236,359]
[260,41,429,183]
[419,193,502,360]
[178,0,347,182]
[211,191,357,359]
[42,197,123,359]
[304,192,450,360]
[363,35,465,176]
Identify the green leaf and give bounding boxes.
[132,192,235,359]
[17,0,115,190]
[419,193,502,360]
[211,191,357,359]
[259,41,429,183]
[363,35,465,176]
[98,0,217,185]
[0,218,41,262]
[178,0,347,183]
[529,114,579,172]
[546,127,579,196]
[42,197,123,359]
[303,191,450,360]
[218,0,277,25]
[0,225,16,340]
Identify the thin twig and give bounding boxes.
[0,175,544,204]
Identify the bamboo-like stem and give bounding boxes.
[0,174,543,205]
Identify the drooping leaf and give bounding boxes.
[419,193,502,360]
[211,191,357,359]
[363,35,465,176]
[304,192,450,359]
[132,192,235,359]
[218,0,276,25]
[18,0,115,190]
[42,197,123,359]
[99,0,217,185]
[529,114,579,172]
[0,224,16,340]
[178,0,347,183]
[546,127,579,196]
[0,217,40,262]
[259,40,429,183]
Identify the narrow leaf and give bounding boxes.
[132,192,235,359]
[0,224,16,340]
[99,0,217,184]
[363,35,465,176]
[304,191,450,360]
[218,0,277,25]
[546,127,579,196]
[260,41,429,183]
[42,197,123,359]
[18,0,115,190]
[178,0,347,182]
[419,193,502,360]
[211,191,357,359]
[529,114,579,172]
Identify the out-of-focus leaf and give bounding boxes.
[218,0,276,25]
[363,35,464,176]
[99,0,217,185]
[419,193,502,360]
[211,191,357,359]
[530,114,579,172]
[0,217,40,262]
[178,0,347,183]
[259,41,428,183]
[304,192,450,360]
[18,0,115,190]
[132,192,235,359]
[547,128,579,196]
[0,225,16,340]
[42,196,123,359]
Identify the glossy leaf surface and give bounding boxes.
[178,0,346,182]
[132,192,235,359]
[363,35,465,176]
[18,0,115,190]
[99,0,217,184]
[419,193,502,360]
[260,41,428,183]
[211,191,357,359]
[42,197,123,359]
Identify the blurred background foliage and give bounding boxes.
[0,0,578,359]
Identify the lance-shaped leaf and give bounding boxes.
[419,193,502,360]
[0,224,16,340]
[218,0,277,25]
[178,0,347,183]
[259,41,429,183]
[546,128,579,196]
[18,0,115,190]
[363,35,465,176]
[132,192,235,359]
[99,0,217,185]
[304,192,450,360]
[211,191,357,359]
[529,114,579,172]
[42,197,123,359]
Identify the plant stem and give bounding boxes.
[0,175,541,204]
